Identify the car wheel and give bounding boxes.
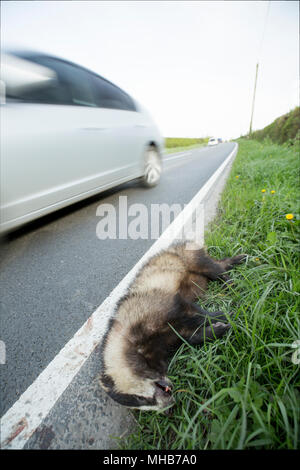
[141,146,162,187]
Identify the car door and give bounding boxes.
[88,73,147,180]
[1,56,138,228]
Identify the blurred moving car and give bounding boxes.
[217,137,223,143]
[0,51,164,233]
[208,137,218,146]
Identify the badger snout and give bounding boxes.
[154,377,175,410]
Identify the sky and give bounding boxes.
[1,0,299,139]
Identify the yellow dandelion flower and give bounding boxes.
[255,258,260,261]
[261,189,266,193]
[286,214,294,220]
[235,175,239,179]
[271,190,275,194]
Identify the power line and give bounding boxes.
[249,1,271,137]
[258,0,271,62]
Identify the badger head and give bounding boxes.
[99,320,175,411]
[99,372,175,412]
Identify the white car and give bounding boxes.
[208,137,219,146]
[0,51,164,233]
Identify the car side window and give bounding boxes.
[20,82,70,104]
[34,57,96,107]
[9,55,135,110]
[7,57,71,105]
[14,56,96,107]
[90,75,136,111]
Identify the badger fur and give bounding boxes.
[99,241,246,411]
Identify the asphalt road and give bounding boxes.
[0,142,235,417]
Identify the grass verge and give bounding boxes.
[250,106,300,146]
[164,137,209,155]
[122,138,300,450]
[164,143,207,155]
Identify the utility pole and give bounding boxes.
[249,62,259,137]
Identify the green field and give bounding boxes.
[122,138,300,450]
[165,137,209,154]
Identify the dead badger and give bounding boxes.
[99,241,246,411]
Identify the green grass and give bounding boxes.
[164,137,209,154]
[165,137,209,148]
[164,142,207,155]
[122,138,300,450]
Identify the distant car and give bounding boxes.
[0,51,164,233]
[208,137,219,146]
[217,138,223,143]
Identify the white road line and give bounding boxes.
[0,143,238,449]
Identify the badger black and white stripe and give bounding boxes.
[99,241,246,411]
